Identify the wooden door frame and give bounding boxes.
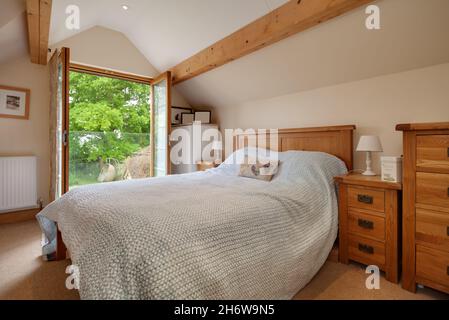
[60,47,70,194]
[69,63,153,85]
[150,71,172,176]
[60,59,174,190]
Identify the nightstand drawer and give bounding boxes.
[416,245,449,289]
[416,172,449,209]
[348,186,385,213]
[416,208,449,252]
[348,235,385,268]
[348,209,385,241]
[417,135,449,173]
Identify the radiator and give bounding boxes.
[0,156,38,213]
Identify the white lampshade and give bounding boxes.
[356,136,383,152]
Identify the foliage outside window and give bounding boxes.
[69,72,151,187]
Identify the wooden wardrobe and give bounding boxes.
[397,122,449,294]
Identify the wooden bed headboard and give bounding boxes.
[233,125,356,170]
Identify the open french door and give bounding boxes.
[49,47,70,201]
[151,71,172,176]
[49,47,70,261]
[53,50,171,200]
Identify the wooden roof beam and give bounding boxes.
[26,0,52,65]
[170,0,374,85]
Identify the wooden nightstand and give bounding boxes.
[196,161,217,171]
[335,173,402,283]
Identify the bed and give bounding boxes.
[37,125,355,300]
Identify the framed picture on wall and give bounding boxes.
[181,113,195,125]
[171,106,193,125]
[194,111,211,124]
[0,85,30,120]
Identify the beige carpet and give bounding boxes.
[0,220,79,300]
[0,220,447,300]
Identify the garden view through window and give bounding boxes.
[69,71,151,188]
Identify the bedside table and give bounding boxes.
[196,161,217,171]
[334,173,402,283]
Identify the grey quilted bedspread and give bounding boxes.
[37,151,347,300]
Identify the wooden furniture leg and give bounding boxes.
[55,226,67,261]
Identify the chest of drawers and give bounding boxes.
[397,122,449,294]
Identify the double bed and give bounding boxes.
[37,125,355,300]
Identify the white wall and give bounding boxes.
[213,63,449,173]
[52,26,191,108]
[0,55,51,205]
[176,0,449,111]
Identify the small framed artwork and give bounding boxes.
[194,111,211,124]
[181,113,195,125]
[0,85,30,120]
[171,106,193,125]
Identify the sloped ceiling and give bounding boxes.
[0,0,27,64]
[175,0,449,108]
[0,0,25,28]
[2,0,448,110]
[48,0,449,109]
[49,0,289,72]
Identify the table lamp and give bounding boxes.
[356,135,383,176]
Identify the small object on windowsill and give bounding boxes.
[356,135,383,176]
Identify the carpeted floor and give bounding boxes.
[0,220,447,300]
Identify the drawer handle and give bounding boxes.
[358,219,374,230]
[358,194,373,204]
[447,226,449,237]
[447,266,449,276]
[358,243,374,255]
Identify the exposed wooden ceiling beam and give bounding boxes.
[26,0,39,64]
[26,0,52,65]
[170,0,374,85]
[38,0,52,64]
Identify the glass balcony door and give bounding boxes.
[151,72,172,177]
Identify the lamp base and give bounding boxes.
[362,151,377,176]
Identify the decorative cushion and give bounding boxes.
[239,157,280,181]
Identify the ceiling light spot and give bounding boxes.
[122,5,129,11]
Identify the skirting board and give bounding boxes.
[0,207,41,224]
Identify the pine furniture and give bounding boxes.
[397,122,449,294]
[335,173,402,283]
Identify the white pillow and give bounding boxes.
[219,147,279,176]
